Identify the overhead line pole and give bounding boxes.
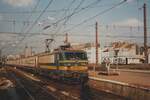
[95,22,99,68]
[143,3,148,63]
[13,20,15,33]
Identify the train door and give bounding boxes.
[55,53,59,70]
[35,56,40,74]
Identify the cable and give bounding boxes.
[50,0,86,41]
[62,0,77,27]
[2,31,148,39]
[47,0,130,46]
[20,0,41,34]
[1,0,42,51]
[2,0,54,53]
[50,0,102,40]
[63,0,127,33]
[1,19,150,29]
[19,0,54,43]
[52,0,101,27]
[63,0,85,25]
[45,0,76,37]
[0,2,123,14]
[0,9,67,14]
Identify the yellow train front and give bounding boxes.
[39,49,89,84]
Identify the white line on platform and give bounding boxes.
[89,76,129,86]
[89,76,150,90]
[117,69,150,74]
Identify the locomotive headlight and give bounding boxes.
[84,67,88,70]
[80,63,86,66]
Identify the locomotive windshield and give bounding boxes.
[64,52,87,60]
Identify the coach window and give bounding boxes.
[55,53,59,65]
[56,54,59,60]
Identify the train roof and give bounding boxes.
[7,44,86,60]
[53,44,86,52]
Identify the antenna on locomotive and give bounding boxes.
[56,33,71,50]
[64,33,69,44]
[64,33,71,46]
[45,38,54,53]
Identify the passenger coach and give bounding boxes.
[7,44,89,84]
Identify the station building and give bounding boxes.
[72,42,145,64]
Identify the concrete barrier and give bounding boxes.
[90,77,150,100]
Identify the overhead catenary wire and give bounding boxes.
[20,0,41,35]
[50,0,87,41]
[63,0,127,33]
[49,0,102,40]
[0,19,34,23]
[19,0,54,43]
[63,0,85,25]
[2,0,42,50]
[48,0,128,46]
[52,0,102,28]
[44,0,76,38]
[1,31,149,38]
[0,1,143,14]
[0,2,123,14]
[1,24,150,36]
[37,0,102,44]
[1,0,149,55]
[1,19,150,29]
[3,0,54,52]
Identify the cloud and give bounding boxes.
[47,16,55,21]
[3,0,35,7]
[112,18,143,27]
[126,0,135,3]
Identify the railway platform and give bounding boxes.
[88,69,150,100]
[89,69,150,88]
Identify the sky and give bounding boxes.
[0,0,149,55]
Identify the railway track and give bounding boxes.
[4,66,126,100]
[9,71,67,100]
[6,67,82,100]
[0,68,33,100]
[0,67,57,100]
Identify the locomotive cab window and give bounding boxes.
[59,53,64,60]
[64,52,87,60]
